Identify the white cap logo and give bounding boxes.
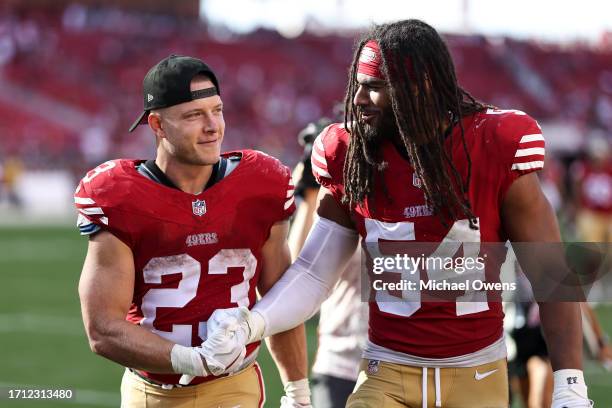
[147,93,154,102]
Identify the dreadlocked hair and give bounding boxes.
[343,19,490,227]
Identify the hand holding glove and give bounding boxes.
[171,312,248,384]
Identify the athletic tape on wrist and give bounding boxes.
[553,369,588,399]
[170,344,207,377]
[284,378,311,405]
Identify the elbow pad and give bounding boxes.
[254,217,359,337]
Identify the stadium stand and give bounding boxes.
[0,5,611,179]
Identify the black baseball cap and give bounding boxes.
[128,55,221,132]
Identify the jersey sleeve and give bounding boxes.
[73,160,135,248]
[280,166,297,221]
[311,124,349,208]
[492,110,546,196]
[311,125,334,188]
[251,151,296,224]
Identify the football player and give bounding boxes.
[75,55,310,407]
[203,20,594,408]
[573,136,612,243]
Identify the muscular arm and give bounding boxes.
[288,187,319,260]
[502,173,583,370]
[259,220,308,383]
[316,186,356,229]
[78,230,176,373]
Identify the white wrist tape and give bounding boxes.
[247,310,266,344]
[170,344,208,377]
[253,217,359,337]
[284,378,311,405]
[553,369,588,399]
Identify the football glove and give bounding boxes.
[207,306,266,345]
[173,315,247,384]
[551,369,594,408]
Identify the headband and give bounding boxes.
[358,40,384,79]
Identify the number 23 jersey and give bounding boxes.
[312,109,545,359]
[74,150,295,384]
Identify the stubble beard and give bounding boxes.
[361,108,399,144]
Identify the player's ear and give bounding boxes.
[148,111,165,138]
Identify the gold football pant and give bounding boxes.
[346,358,508,408]
[120,363,265,408]
[576,209,612,242]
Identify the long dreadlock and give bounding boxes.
[343,19,490,226]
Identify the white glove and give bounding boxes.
[551,369,594,408]
[172,316,247,384]
[197,319,248,375]
[207,306,266,345]
[280,379,312,408]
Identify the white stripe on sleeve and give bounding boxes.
[312,162,332,179]
[79,207,105,216]
[74,197,96,205]
[514,147,545,157]
[311,147,328,167]
[519,134,544,143]
[511,161,544,171]
[284,196,295,210]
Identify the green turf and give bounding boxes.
[1,226,610,407]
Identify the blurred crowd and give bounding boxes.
[0,4,611,234]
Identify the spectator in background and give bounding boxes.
[573,136,612,242]
[288,118,368,408]
[506,271,554,408]
[0,155,23,209]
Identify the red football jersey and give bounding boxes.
[74,150,295,384]
[575,160,612,214]
[312,108,545,358]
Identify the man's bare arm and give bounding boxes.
[502,173,583,371]
[316,186,355,229]
[259,220,308,383]
[78,230,176,372]
[288,187,319,260]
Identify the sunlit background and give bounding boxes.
[0,1,610,407]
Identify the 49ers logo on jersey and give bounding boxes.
[192,199,206,216]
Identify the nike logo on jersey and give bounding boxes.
[474,368,498,381]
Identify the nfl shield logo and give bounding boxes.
[367,360,380,375]
[412,173,422,188]
[192,199,206,217]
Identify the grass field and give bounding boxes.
[0,226,610,407]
